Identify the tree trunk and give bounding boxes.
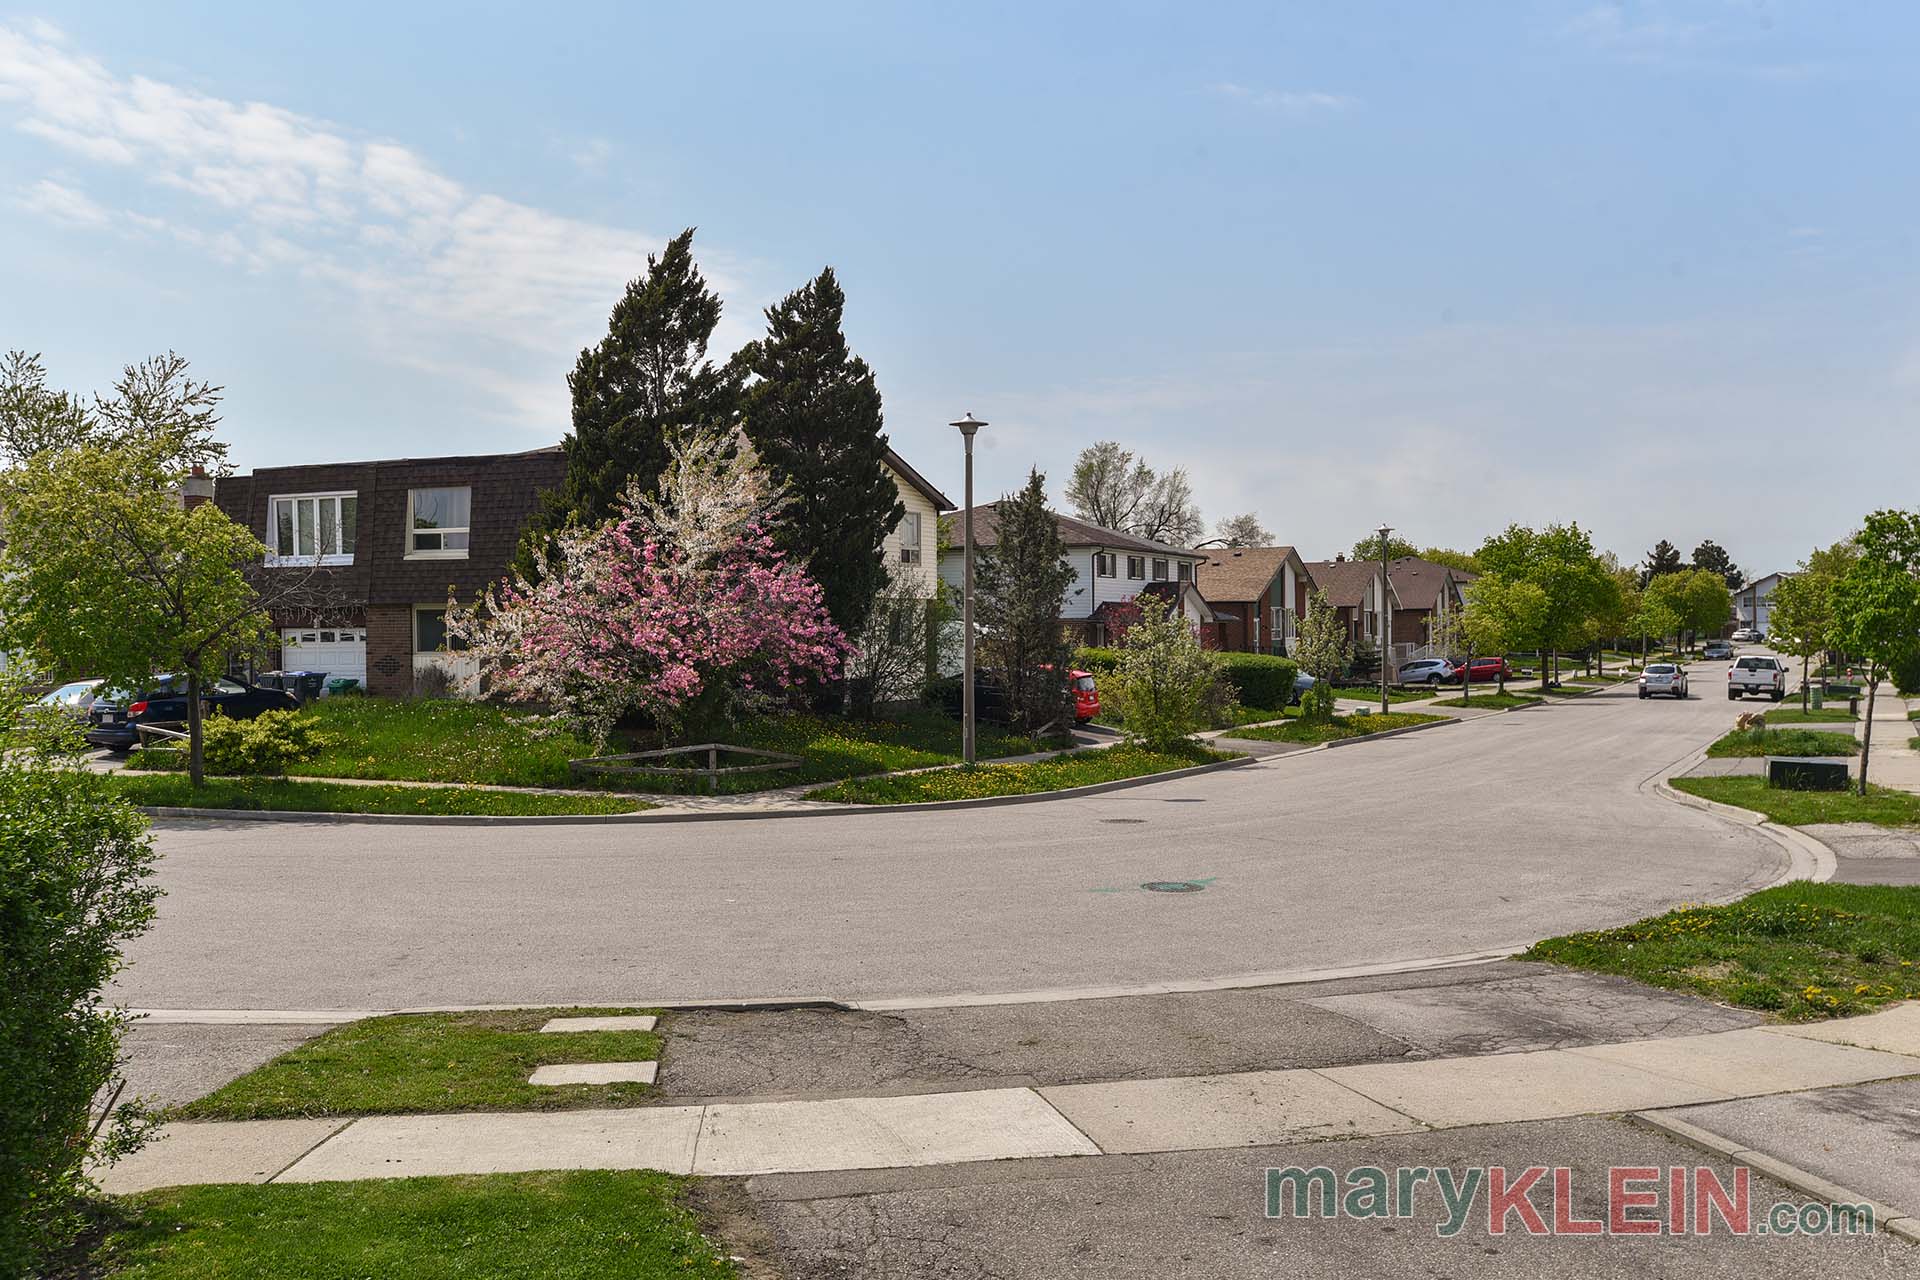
[1858,670,1877,796]
[1540,651,1551,692]
[1462,648,1472,706]
[1801,654,1810,713]
[186,669,206,788]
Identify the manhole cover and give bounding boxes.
[1100,818,1146,825]
[1141,880,1206,893]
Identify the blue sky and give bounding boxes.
[2,2,1914,574]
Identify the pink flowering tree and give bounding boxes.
[446,430,849,747]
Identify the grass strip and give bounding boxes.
[1669,775,1920,827]
[90,1170,736,1278]
[807,741,1233,804]
[1228,711,1446,745]
[104,774,649,816]
[1329,686,1434,704]
[175,1009,664,1119]
[1429,691,1542,710]
[1521,882,1920,1019]
[1764,707,1859,724]
[1705,727,1861,759]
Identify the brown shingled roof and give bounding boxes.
[1385,556,1465,612]
[1302,558,1399,610]
[1197,546,1299,603]
[945,504,1194,556]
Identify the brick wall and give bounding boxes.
[365,604,414,698]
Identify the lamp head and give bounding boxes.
[951,412,986,438]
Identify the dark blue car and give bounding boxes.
[84,675,299,752]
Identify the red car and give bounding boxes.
[1071,669,1101,723]
[1455,656,1511,683]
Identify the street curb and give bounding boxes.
[1640,723,1839,888]
[1631,1111,1918,1245]
[135,754,1258,827]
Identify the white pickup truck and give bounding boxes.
[1727,655,1787,701]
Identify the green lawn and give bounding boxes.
[92,1171,736,1278]
[1704,727,1861,759]
[807,741,1233,804]
[1670,776,1920,827]
[1522,882,1920,1019]
[175,1009,664,1119]
[129,698,1045,795]
[1765,706,1859,724]
[1429,691,1542,710]
[1330,685,1433,704]
[1095,703,1291,732]
[105,774,650,817]
[1229,711,1446,745]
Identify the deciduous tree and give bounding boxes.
[1211,512,1273,548]
[1065,441,1204,546]
[1462,576,1548,695]
[1111,593,1230,749]
[1766,572,1833,712]
[1831,509,1920,794]
[1293,587,1350,720]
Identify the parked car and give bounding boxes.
[1455,656,1511,684]
[84,674,300,752]
[1292,672,1316,705]
[1730,627,1760,643]
[1727,655,1787,702]
[1069,670,1101,724]
[34,677,104,723]
[1397,658,1458,687]
[1638,663,1688,699]
[1701,640,1733,661]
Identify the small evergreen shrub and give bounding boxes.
[199,709,328,776]
[1218,652,1300,709]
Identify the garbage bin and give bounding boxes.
[324,677,360,697]
[284,671,328,703]
[1812,685,1824,710]
[255,671,289,692]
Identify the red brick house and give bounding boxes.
[213,445,567,697]
[1196,546,1312,655]
[1385,556,1472,648]
[1301,556,1401,648]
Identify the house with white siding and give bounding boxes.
[880,448,954,597]
[936,505,1208,644]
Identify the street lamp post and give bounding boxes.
[953,414,986,766]
[1377,523,1393,716]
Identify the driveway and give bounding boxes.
[118,661,1787,1010]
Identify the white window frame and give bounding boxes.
[266,492,357,566]
[898,511,922,564]
[412,603,470,654]
[407,487,472,560]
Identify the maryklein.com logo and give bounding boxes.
[1265,1165,1875,1239]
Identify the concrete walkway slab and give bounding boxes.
[275,1106,703,1182]
[1040,1069,1420,1154]
[530,1061,657,1085]
[539,1014,657,1033]
[1771,1002,1920,1058]
[693,1087,1097,1176]
[1319,1048,1727,1127]
[1570,1027,1920,1095]
[101,1119,346,1193]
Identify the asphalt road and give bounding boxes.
[119,660,1791,1010]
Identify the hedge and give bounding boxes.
[1219,653,1300,709]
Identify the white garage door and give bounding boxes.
[281,627,367,684]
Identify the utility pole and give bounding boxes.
[953,414,986,765]
[1377,523,1393,715]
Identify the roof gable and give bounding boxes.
[1197,546,1301,603]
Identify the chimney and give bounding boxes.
[182,464,214,510]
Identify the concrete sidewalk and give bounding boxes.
[103,1004,1920,1195]
[1859,690,1920,795]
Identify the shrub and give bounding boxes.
[1891,648,1920,697]
[1218,652,1300,710]
[1074,645,1122,674]
[1111,596,1233,750]
[1,685,158,1274]
[199,709,328,776]
[1300,679,1339,724]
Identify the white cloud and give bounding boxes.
[15,176,110,226]
[1210,83,1357,115]
[0,22,752,427]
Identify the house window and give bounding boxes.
[413,606,469,653]
[268,493,356,565]
[408,487,471,558]
[1152,558,1168,580]
[1126,556,1145,580]
[1177,561,1193,583]
[1095,553,1116,577]
[898,512,922,565]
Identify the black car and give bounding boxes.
[84,675,300,752]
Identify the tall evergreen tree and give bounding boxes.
[1690,539,1743,590]
[521,229,741,566]
[736,267,900,637]
[976,471,1077,736]
[1640,539,1684,587]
